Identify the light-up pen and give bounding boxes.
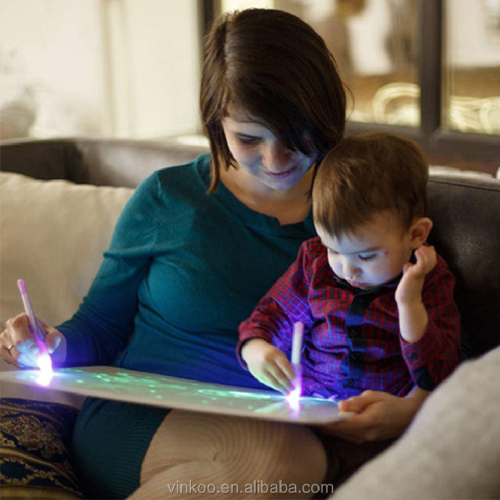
[17,279,53,385]
[286,321,304,410]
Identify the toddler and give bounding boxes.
[238,133,461,400]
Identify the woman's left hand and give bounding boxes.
[315,388,429,444]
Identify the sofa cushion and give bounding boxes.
[0,398,84,499]
[330,346,500,500]
[0,172,133,403]
[0,171,133,329]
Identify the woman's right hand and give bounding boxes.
[0,313,66,368]
[241,338,294,393]
[315,387,429,443]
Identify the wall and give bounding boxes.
[0,0,201,139]
[109,0,201,138]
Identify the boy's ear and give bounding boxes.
[409,217,433,248]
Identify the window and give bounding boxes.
[205,0,500,175]
[444,0,500,135]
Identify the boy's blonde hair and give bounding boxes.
[312,133,429,238]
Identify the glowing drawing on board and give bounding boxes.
[0,366,353,424]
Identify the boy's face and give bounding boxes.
[315,212,420,291]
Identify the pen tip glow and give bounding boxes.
[36,353,53,387]
[286,386,301,412]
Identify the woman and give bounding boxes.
[0,9,429,499]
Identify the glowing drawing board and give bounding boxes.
[0,366,352,424]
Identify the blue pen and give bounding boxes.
[17,279,53,385]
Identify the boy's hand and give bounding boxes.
[241,338,294,393]
[396,245,437,305]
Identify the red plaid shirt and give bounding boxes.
[238,237,461,399]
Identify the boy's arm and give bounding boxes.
[397,248,461,390]
[237,294,297,393]
[237,240,318,391]
[396,245,437,343]
[237,240,317,355]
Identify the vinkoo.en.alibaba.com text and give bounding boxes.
[164,480,334,496]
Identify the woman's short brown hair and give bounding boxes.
[312,133,429,238]
[200,8,346,191]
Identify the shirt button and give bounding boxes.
[345,379,354,388]
[350,351,362,361]
[347,327,360,338]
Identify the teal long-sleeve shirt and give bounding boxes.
[62,154,317,498]
[58,153,316,389]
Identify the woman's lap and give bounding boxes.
[71,399,390,499]
[71,397,169,499]
[133,409,328,499]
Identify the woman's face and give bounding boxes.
[222,111,318,192]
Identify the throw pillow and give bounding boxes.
[0,172,133,404]
[0,398,84,499]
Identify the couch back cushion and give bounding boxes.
[0,172,133,327]
[427,174,500,357]
[0,172,133,403]
[0,138,209,188]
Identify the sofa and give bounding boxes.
[1,137,499,499]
